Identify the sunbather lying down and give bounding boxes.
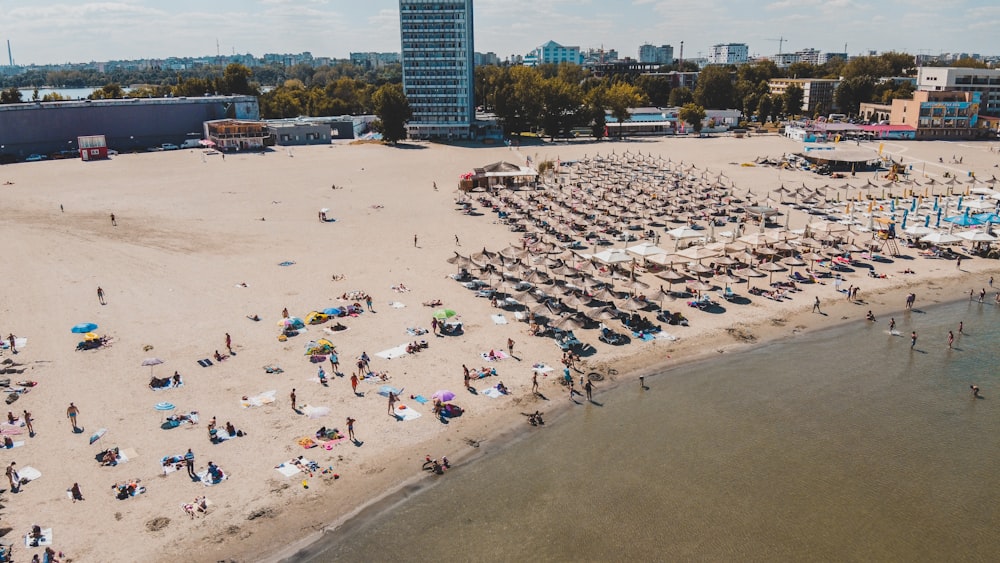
[183,496,210,518]
[422,299,443,307]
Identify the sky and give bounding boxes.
[1,0,998,66]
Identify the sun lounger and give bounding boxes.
[491,314,508,325]
[17,466,41,482]
[197,359,213,368]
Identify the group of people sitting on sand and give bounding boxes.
[405,340,429,354]
[149,371,183,390]
[208,417,245,443]
[523,411,545,426]
[100,447,121,467]
[421,455,451,475]
[112,478,145,500]
[182,496,210,518]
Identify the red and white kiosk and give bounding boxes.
[77,135,108,161]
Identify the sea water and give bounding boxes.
[291,299,1000,562]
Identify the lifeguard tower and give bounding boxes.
[873,217,900,256]
[77,135,108,161]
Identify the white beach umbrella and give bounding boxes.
[956,230,997,242]
[920,232,963,245]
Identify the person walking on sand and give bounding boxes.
[846,284,853,301]
[388,392,398,415]
[888,318,896,332]
[455,234,460,246]
[956,256,962,269]
[184,449,196,478]
[959,321,964,335]
[979,288,986,303]
[971,385,981,398]
[507,338,515,357]
[7,333,16,354]
[66,403,80,431]
[350,374,359,395]
[110,213,116,226]
[356,358,366,377]
[532,372,539,394]
[329,352,339,374]
[911,331,917,349]
[969,289,974,301]
[23,410,33,436]
[812,296,821,313]
[290,388,297,411]
[585,379,595,401]
[225,333,232,355]
[365,294,374,312]
[948,331,954,349]
[97,286,106,305]
[347,417,357,441]
[414,234,418,247]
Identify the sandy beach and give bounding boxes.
[1,134,998,563]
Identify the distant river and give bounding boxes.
[17,87,130,100]
[287,297,1000,562]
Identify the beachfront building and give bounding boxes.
[399,0,476,140]
[917,66,1000,117]
[0,95,258,160]
[768,78,840,115]
[708,43,749,65]
[203,119,271,151]
[859,102,892,124]
[890,90,982,140]
[638,44,674,65]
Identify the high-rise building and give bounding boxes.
[399,0,476,139]
[918,66,1000,117]
[638,44,674,65]
[708,43,749,65]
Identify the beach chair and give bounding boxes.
[720,287,736,301]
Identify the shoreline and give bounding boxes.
[258,266,994,563]
[2,136,998,563]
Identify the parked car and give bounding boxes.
[24,154,47,161]
[146,146,164,152]
[180,139,202,149]
[161,143,179,151]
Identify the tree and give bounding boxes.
[539,77,583,139]
[88,83,125,99]
[0,86,22,104]
[493,66,544,135]
[834,76,875,115]
[756,95,773,123]
[786,62,818,79]
[220,63,258,95]
[584,85,608,139]
[371,83,411,144]
[635,74,671,107]
[668,86,693,107]
[783,84,805,117]
[951,57,988,69]
[679,103,706,133]
[693,65,736,109]
[606,81,645,134]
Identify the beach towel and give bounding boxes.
[491,314,508,325]
[1,338,27,350]
[151,379,183,391]
[18,466,41,482]
[481,387,504,399]
[0,422,24,435]
[296,437,318,449]
[196,469,228,486]
[632,332,655,342]
[413,395,430,404]
[120,447,138,461]
[480,350,509,361]
[389,301,406,308]
[240,390,277,408]
[3,440,24,448]
[531,363,554,374]
[211,428,233,443]
[393,405,421,421]
[161,454,184,474]
[275,457,316,477]
[323,437,349,449]
[375,344,409,360]
[278,261,296,267]
[514,312,526,321]
[24,528,52,548]
[197,359,213,368]
[406,327,428,336]
[377,385,402,397]
[654,332,678,341]
[301,405,331,419]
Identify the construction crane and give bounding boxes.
[766,36,787,55]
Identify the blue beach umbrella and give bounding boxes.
[944,211,982,227]
[901,209,908,230]
[72,322,98,333]
[322,307,342,316]
[973,212,1000,224]
[936,209,942,228]
[924,214,931,227]
[154,402,175,411]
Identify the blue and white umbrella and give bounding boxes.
[71,323,98,333]
[154,402,175,411]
